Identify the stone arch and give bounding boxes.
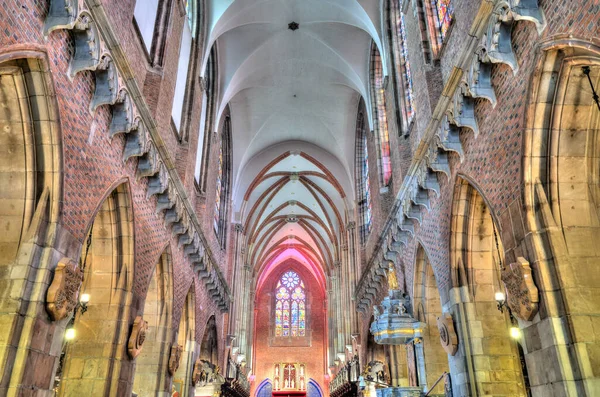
[0,53,63,393]
[0,56,62,266]
[173,283,198,397]
[523,38,600,393]
[132,247,174,396]
[307,379,323,397]
[411,244,449,394]
[449,177,527,396]
[56,182,135,396]
[200,315,218,364]
[255,379,272,397]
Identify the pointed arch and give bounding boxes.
[56,182,135,396]
[132,247,174,395]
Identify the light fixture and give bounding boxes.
[495,291,507,313]
[510,326,521,339]
[76,293,90,315]
[65,327,76,341]
[582,66,600,111]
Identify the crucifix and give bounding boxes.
[283,364,296,389]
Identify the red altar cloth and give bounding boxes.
[272,391,306,397]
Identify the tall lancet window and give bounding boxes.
[355,107,372,244]
[426,0,454,57]
[214,112,231,248]
[275,271,306,337]
[370,44,392,186]
[392,6,416,132]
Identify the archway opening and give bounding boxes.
[412,245,450,394]
[132,248,174,395]
[56,183,134,396]
[173,286,197,396]
[451,178,526,396]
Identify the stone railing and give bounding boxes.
[354,0,545,312]
[43,0,230,311]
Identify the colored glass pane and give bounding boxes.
[396,12,415,126]
[363,134,372,235]
[434,0,453,43]
[213,139,223,233]
[372,49,392,185]
[274,271,306,337]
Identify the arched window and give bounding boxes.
[195,45,217,189]
[214,110,231,248]
[425,0,454,58]
[370,44,392,186]
[275,271,306,337]
[355,104,372,244]
[391,3,416,133]
[133,0,160,53]
[172,0,198,133]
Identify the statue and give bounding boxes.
[373,305,381,320]
[387,262,399,290]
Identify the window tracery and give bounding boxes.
[355,109,372,244]
[370,45,392,186]
[275,271,306,337]
[392,8,416,131]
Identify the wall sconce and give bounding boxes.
[510,326,521,340]
[495,291,507,313]
[77,293,90,315]
[65,327,76,341]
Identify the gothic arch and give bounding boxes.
[523,38,600,391]
[56,182,135,396]
[200,315,219,364]
[173,283,197,397]
[132,247,174,396]
[411,245,449,394]
[450,177,527,396]
[0,52,64,392]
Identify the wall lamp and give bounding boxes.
[495,291,507,313]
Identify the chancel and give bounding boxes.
[0,1,598,397]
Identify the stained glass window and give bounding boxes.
[371,46,392,186]
[426,0,454,57]
[183,0,196,35]
[434,0,453,44]
[395,11,415,128]
[275,271,306,337]
[214,137,223,233]
[356,108,372,244]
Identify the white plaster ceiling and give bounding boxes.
[204,0,387,279]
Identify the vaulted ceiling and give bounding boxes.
[204,0,387,281]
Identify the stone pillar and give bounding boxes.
[388,345,410,387]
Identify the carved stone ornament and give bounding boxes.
[128,316,149,359]
[168,343,184,375]
[437,313,458,356]
[501,257,539,321]
[46,257,84,321]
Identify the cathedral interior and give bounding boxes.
[0,0,599,396]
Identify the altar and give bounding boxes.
[272,391,307,397]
